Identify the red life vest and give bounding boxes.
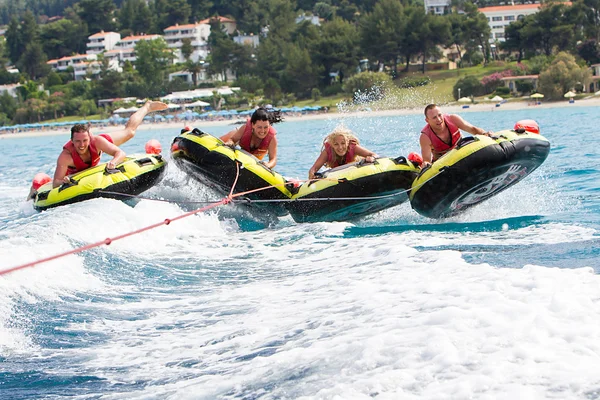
[63,133,112,175]
[325,141,357,168]
[239,119,276,160]
[421,115,461,161]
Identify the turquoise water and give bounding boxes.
[2,106,600,399]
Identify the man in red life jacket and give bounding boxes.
[52,100,167,188]
[420,104,492,167]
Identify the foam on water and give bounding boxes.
[8,233,599,399]
[2,107,600,399]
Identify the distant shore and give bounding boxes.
[2,96,599,140]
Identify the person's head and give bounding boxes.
[70,124,91,155]
[324,126,359,157]
[424,104,444,128]
[250,107,283,139]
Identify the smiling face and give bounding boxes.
[425,106,445,131]
[71,130,91,156]
[252,120,271,139]
[331,134,349,157]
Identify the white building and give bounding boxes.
[424,0,451,15]
[163,22,211,63]
[201,16,237,35]
[0,83,22,98]
[590,63,600,93]
[295,14,321,25]
[73,60,102,80]
[47,53,97,73]
[233,33,260,48]
[86,31,121,55]
[115,34,162,50]
[478,4,541,42]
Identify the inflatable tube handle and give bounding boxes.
[417,163,433,177]
[455,136,479,150]
[357,158,378,167]
[58,177,79,192]
[392,156,408,165]
[104,165,125,175]
[308,172,323,186]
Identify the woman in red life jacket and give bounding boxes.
[420,104,492,167]
[50,100,168,188]
[220,107,283,169]
[308,126,378,179]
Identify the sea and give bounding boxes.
[1,105,600,399]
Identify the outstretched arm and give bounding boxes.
[264,136,278,169]
[220,125,244,146]
[419,133,434,167]
[449,114,492,136]
[53,151,72,188]
[95,136,126,169]
[354,145,378,162]
[308,151,328,179]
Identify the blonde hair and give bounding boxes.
[323,126,360,149]
[322,126,361,167]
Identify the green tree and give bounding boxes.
[207,19,235,81]
[230,42,256,78]
[453,75,485,99]
[311,17,360,85]
[76,0,116,34]
[262,0,296,41]
[578,39,600,64]
[502,19,527,63]
[5,17,22,64]
[134,38,174,93]
[46,70,63,87]
[79,99,97,117]
[188,0,213,23]
[359,0,405,75]
[538,51,592,100]
[343,71,392,100]
[40,18,88,60]
[418,14,451,73]
[184,60,205,86]
[0,91,18,121]
[181,38,194,61]
[17,42,50,80]
[281,44,317,97]
[46,91,65,120]
[153,0,191,31]
[314,2,334,20]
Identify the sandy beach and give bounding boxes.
[2,96,599,140]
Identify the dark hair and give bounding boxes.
[251,107,283,125]
[70,123,89,139]
[424,104,438,116]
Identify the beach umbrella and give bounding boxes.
[530,93,544,99]
[564,91,577,98]
[594,90,600,96]
[165,115,175,119]
[491,95,504,102]
[458,97,472,103]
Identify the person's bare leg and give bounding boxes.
[109,101,168,146]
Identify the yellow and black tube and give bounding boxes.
[34,154,167,211]
[410,129,550,219]
[171,129,294,215]
[286,157,420,223]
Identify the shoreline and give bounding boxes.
[2,96,599,140]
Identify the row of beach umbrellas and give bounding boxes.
[458,90,599,103]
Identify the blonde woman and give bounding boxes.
[308,126,378,179]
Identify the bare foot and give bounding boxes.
[146,101,168,113]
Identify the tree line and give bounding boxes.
[0,0,599,124]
